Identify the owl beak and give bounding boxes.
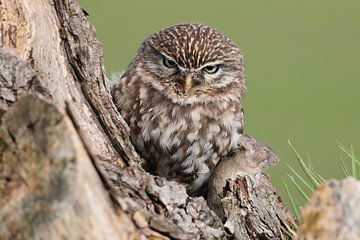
[184,75,192,94]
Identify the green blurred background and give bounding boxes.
[78,1,360,207]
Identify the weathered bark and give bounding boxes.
[297,178,360,240]
[217,173,295,239]
[0,49,35,117]
[0,0,294,239]
[0,94,138,239]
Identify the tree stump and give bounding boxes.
[0,0,294,239]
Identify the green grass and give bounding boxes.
[284,141,359,240]
[285,141,360,226]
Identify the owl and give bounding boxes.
[111,23,246,195]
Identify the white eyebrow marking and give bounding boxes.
[195,60,224,71]
[160,53,224,72]
[160,52,178,63]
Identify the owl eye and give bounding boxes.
[203,65,220,74]
[162,56,177,68]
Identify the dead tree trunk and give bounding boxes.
[0,0,294,239]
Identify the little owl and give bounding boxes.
[111,23,246,195]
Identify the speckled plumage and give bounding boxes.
[111,23,246,195]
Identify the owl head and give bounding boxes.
[128,23,246,105]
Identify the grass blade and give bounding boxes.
[287,174,309,202]
[287,164,314,191]
[306,153,314,171]
[340,156,350,177]
[283,178,300,222]
[313,172,325,184]
[350,145,359,179]
[288,140,321,186]
[337,142,360,165]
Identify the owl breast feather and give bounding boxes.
[113,76,244,194]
